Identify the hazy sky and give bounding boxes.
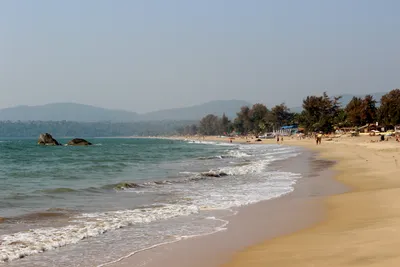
[1,0,399,113]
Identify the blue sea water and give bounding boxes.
[0,138,301,266]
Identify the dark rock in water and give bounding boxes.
[201,171,228,178]
[38,133,62,146]
[67,138,92,146]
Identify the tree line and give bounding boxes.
[0,120,197,138]
[192,89,400,136]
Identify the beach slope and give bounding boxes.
[224,136,400,267]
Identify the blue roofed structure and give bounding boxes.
[280,125,298,130]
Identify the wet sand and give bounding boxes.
[108,148,347,267]
[224,135,400,267]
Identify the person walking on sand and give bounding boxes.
[316,132,322,145]
[276,134,280,144]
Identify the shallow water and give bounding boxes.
[0,138,301,265]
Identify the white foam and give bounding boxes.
[185,140,236,146]
[185,171,301,210]
[0,204,199,262]
[219,158,271,176]
[0,143,303,263]
[227,150,250,158]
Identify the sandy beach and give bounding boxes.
[221,134,400,267]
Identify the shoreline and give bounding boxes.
[108,143,346,267]
[223,135,400,267]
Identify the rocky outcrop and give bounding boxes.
[38,133,62,146]
[201,171,228,178]
[67,138,92,146]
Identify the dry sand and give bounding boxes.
[221,134,400,267]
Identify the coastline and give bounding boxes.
[223,135,400,267]
[108,140,346,267]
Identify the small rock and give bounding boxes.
[67,138,92,146]
[38,133,62,146]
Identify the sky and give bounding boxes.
[1,0,400,113]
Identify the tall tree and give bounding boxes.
[333,108,350,128]
[199,114,221,135]
[301,92,341,133]
[220,113,231,134]
[378,89,400,126]
[361,94,377,125]
[249,103,269,135]
[345,96,363,126]
[270,103,293,129]
[234,106,252,135]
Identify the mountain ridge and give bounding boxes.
[0,92,388,122]
[0,100,251,122]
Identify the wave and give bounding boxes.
[227,150,250,158]
[0,204,199,262]
[37,188,78,194]
[184,140,236,146]
[197,155,224,160]
[7,210,73,223]
[0,144,304,263]
[106,182,142,190]
[197,149,250,161]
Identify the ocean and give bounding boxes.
[0,138,302,266]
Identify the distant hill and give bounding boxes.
[0,93,387,122]
[0,103,139,122]
[289,92,387,113]
[140,100,251,121]
[0,100,251,122]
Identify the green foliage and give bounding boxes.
[362,94,377,124]
[249,104,269,135]
[345,95,377,126]
[345,96,363,126]
[235,106,253,135]
[270,103,293,128]
[220,113,231,134]
[300,92,342,133]
[198,114,221,135]
[378,89,400,126]
[3,90,399,138]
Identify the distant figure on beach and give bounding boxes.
[316,132,322,145]
[276,135,280,143]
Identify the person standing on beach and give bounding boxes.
[316,132,322,145]
[276,135,280,143]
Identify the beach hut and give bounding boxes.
[280,125,299,136]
